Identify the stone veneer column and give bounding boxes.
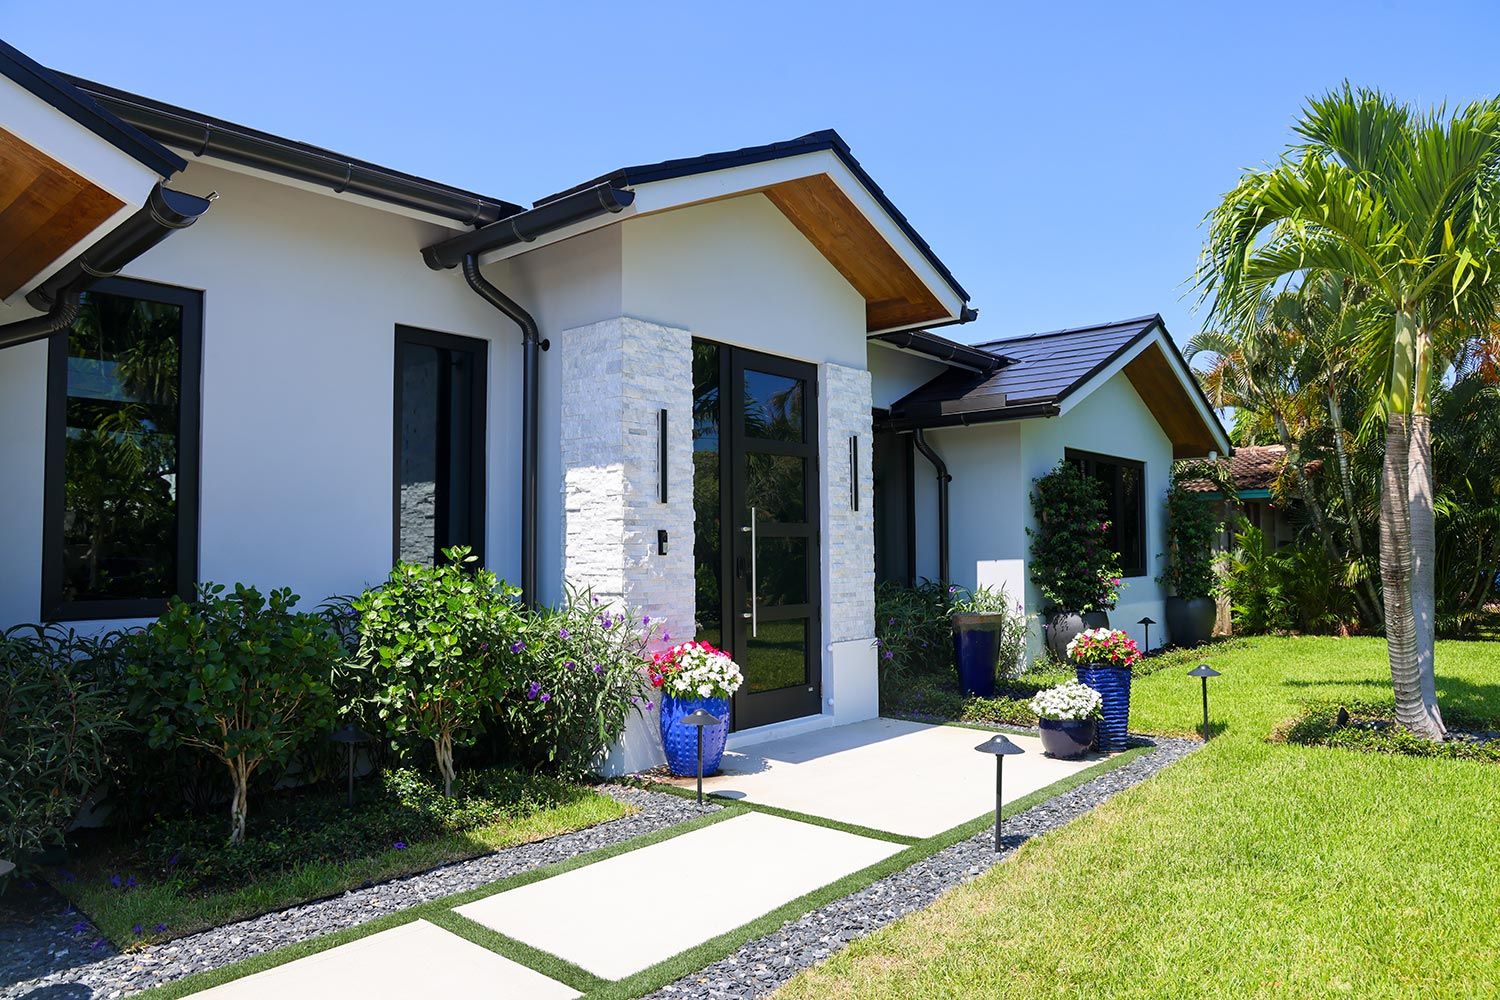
[820,363,878,723]
[558,317,695,638]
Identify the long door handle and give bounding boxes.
[740,506,758,637]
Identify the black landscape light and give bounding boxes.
[1137,616,1156,654]
[329,723,373,808]
[678,709,720,806]
[1188,664,1221,740]
[974,734,1025,851]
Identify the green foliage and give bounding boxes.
[0,625,125,863]
[1281,704,1500,764]
[1221,526,1357,635]
[1159,463,1221,600]
[123,585,341,843]
[1027,461,1122,612]
[488,587,654,779]
[135,766,582,892]
[352,547,525,796]
[873,581,951,683]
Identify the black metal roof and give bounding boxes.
[535,129,971,304]
[0,39,184,177]
[884,315,1166,430]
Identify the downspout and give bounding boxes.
[911,428,950,586]
[459,254,541,606]
[0,284,82,350]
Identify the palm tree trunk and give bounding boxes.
[1381,412,1429,737]
[1406,411,1445,737]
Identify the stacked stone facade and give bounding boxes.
[820,362,875,644]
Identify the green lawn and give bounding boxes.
[778,636,1500,999]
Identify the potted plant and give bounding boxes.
[1028,680,1103,759]
[649,640,743,777]
[1159,466,1222,648]
[1066,627,1141,751]
[947,584,1016,698]
[1027,461,1122,660]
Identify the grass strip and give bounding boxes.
[584,744,1158,1000]
[128,805,746,999]
[425,908,609,993]
[638,780,919,845]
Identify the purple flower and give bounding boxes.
[593,664,604,674]
[132,924,143,936]
[642,615,651,626]
[564,660,576,670]
[601,615,614,629]
[109,874,122,888]
[527,681,541,699]
[558,627,570,639]
[510,640,526,654]
[661,631,671,642]
[393,840,407,850]
[593,595,600,604]
[540,692,551,703]
[645,700,654,711]
[949,585,959,593]
[480,642,489,652]
[154,923,168,933]
[167,853,179,867]
[883,651,894,660]
[72,920,88,934]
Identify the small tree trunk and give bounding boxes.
[1381,412,1429,739]
[228,756,250,845]
[1406,411,1445,739]
[434,729,456,798]
[1327,384,1382,628]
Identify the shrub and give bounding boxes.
[354,547,525,796]
[949,584,1030,679]
[123,585,341,843]
[0,625,124,863]
[874,580,950,682]
[492,588,657,778]
[1027,461,1121,612]
[1029,680,1104,721]
[1159,463,1221,600]
[1221,527,1358,635]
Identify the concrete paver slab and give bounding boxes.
[457,812,901,980]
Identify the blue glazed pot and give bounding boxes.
[659,695,730,777]
[1038,717,1096,759]
[951,614,1004,698]
[1075,665,1132,751]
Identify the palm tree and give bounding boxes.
[1198,85,1500,740]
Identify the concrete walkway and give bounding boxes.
[180,718,1112,999]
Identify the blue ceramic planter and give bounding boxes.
[1075,666,1131,751]
[951,613,1004,698]
[1038,717,1096,759]
[659,695,730,777]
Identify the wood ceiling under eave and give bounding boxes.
[0,126,124,299]
[762,173,949,332]
[1123,343,1222,459]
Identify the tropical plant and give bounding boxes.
[0,625,125,864]
[1159,464,1222,600]
[123,585,341,843]
[1221,525,1360,635]
[1028,680,1104,721]
[1028,461,1122,612]
[353,547,524,797]
[873,580,951,682]
[948,583,1030,678]
[1198,84,1500,739]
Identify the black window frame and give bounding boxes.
[1066,447,1147,578]
[42,276,203,621]
[391,325,488,567]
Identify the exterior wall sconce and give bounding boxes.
[974,733,1024,851]
[658,408,669,503]
[1188,663,1221,740]
[849,434,859,511]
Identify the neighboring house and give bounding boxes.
[1180,443,1310,550]
[867,316,1231,658]
[0,40,1227,771]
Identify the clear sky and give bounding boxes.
[6,1,1498,345]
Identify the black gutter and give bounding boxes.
[459,255,541,606]
[25,185,212,310]
[911,429,950,586]
[423,183,634,270]
[1,41,184,177]
[871,324,1002,373]
[2,184,212,350]
[66,76,521,227]
[877,400,1061,434]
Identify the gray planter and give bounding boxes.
[1043,609,1110,662]
[1164,595,1216,648]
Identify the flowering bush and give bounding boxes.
[1066,627,1142,669]
[874,581,950,682]
[1029,680,1104,721]
[650,641,744,701]
[1027,460,1122,612]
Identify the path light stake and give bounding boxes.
[329,724,373,808]
[1137,616,1156,654]
[974,734,1024,852]
[1187,664,1221,740]
[678,709,720,806]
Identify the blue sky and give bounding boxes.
[7,1,1498,345]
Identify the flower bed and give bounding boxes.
[1277,703,1500,763]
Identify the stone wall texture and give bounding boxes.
[820,362,875,644]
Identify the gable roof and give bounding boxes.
[882,314,1232,458]
[1181,444,1323,497]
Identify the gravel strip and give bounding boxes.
[646,735,1199,1000]
[2,786,713,1000]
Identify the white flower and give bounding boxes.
[1029,680,1103,721]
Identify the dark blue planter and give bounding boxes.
[1075,666,1132,751]
[1038,717,1096,759]
[659,695,730,777]
[952,614,1004,698]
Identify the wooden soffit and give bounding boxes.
[762,173,947,332]
[0,125,124,299]
[1123,342,1220,459]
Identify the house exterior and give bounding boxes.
[0,40,1227,772]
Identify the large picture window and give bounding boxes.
[1067,449,1146,578]
[43,278,202,620]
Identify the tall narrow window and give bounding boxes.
[1067,449,1146,578]
[394,327,486,565]
[43,278,202,620]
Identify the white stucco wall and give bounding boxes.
[867,343,947,410]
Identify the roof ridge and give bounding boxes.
[974,314,1161,349]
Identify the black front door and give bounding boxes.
[693,339,821,730]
